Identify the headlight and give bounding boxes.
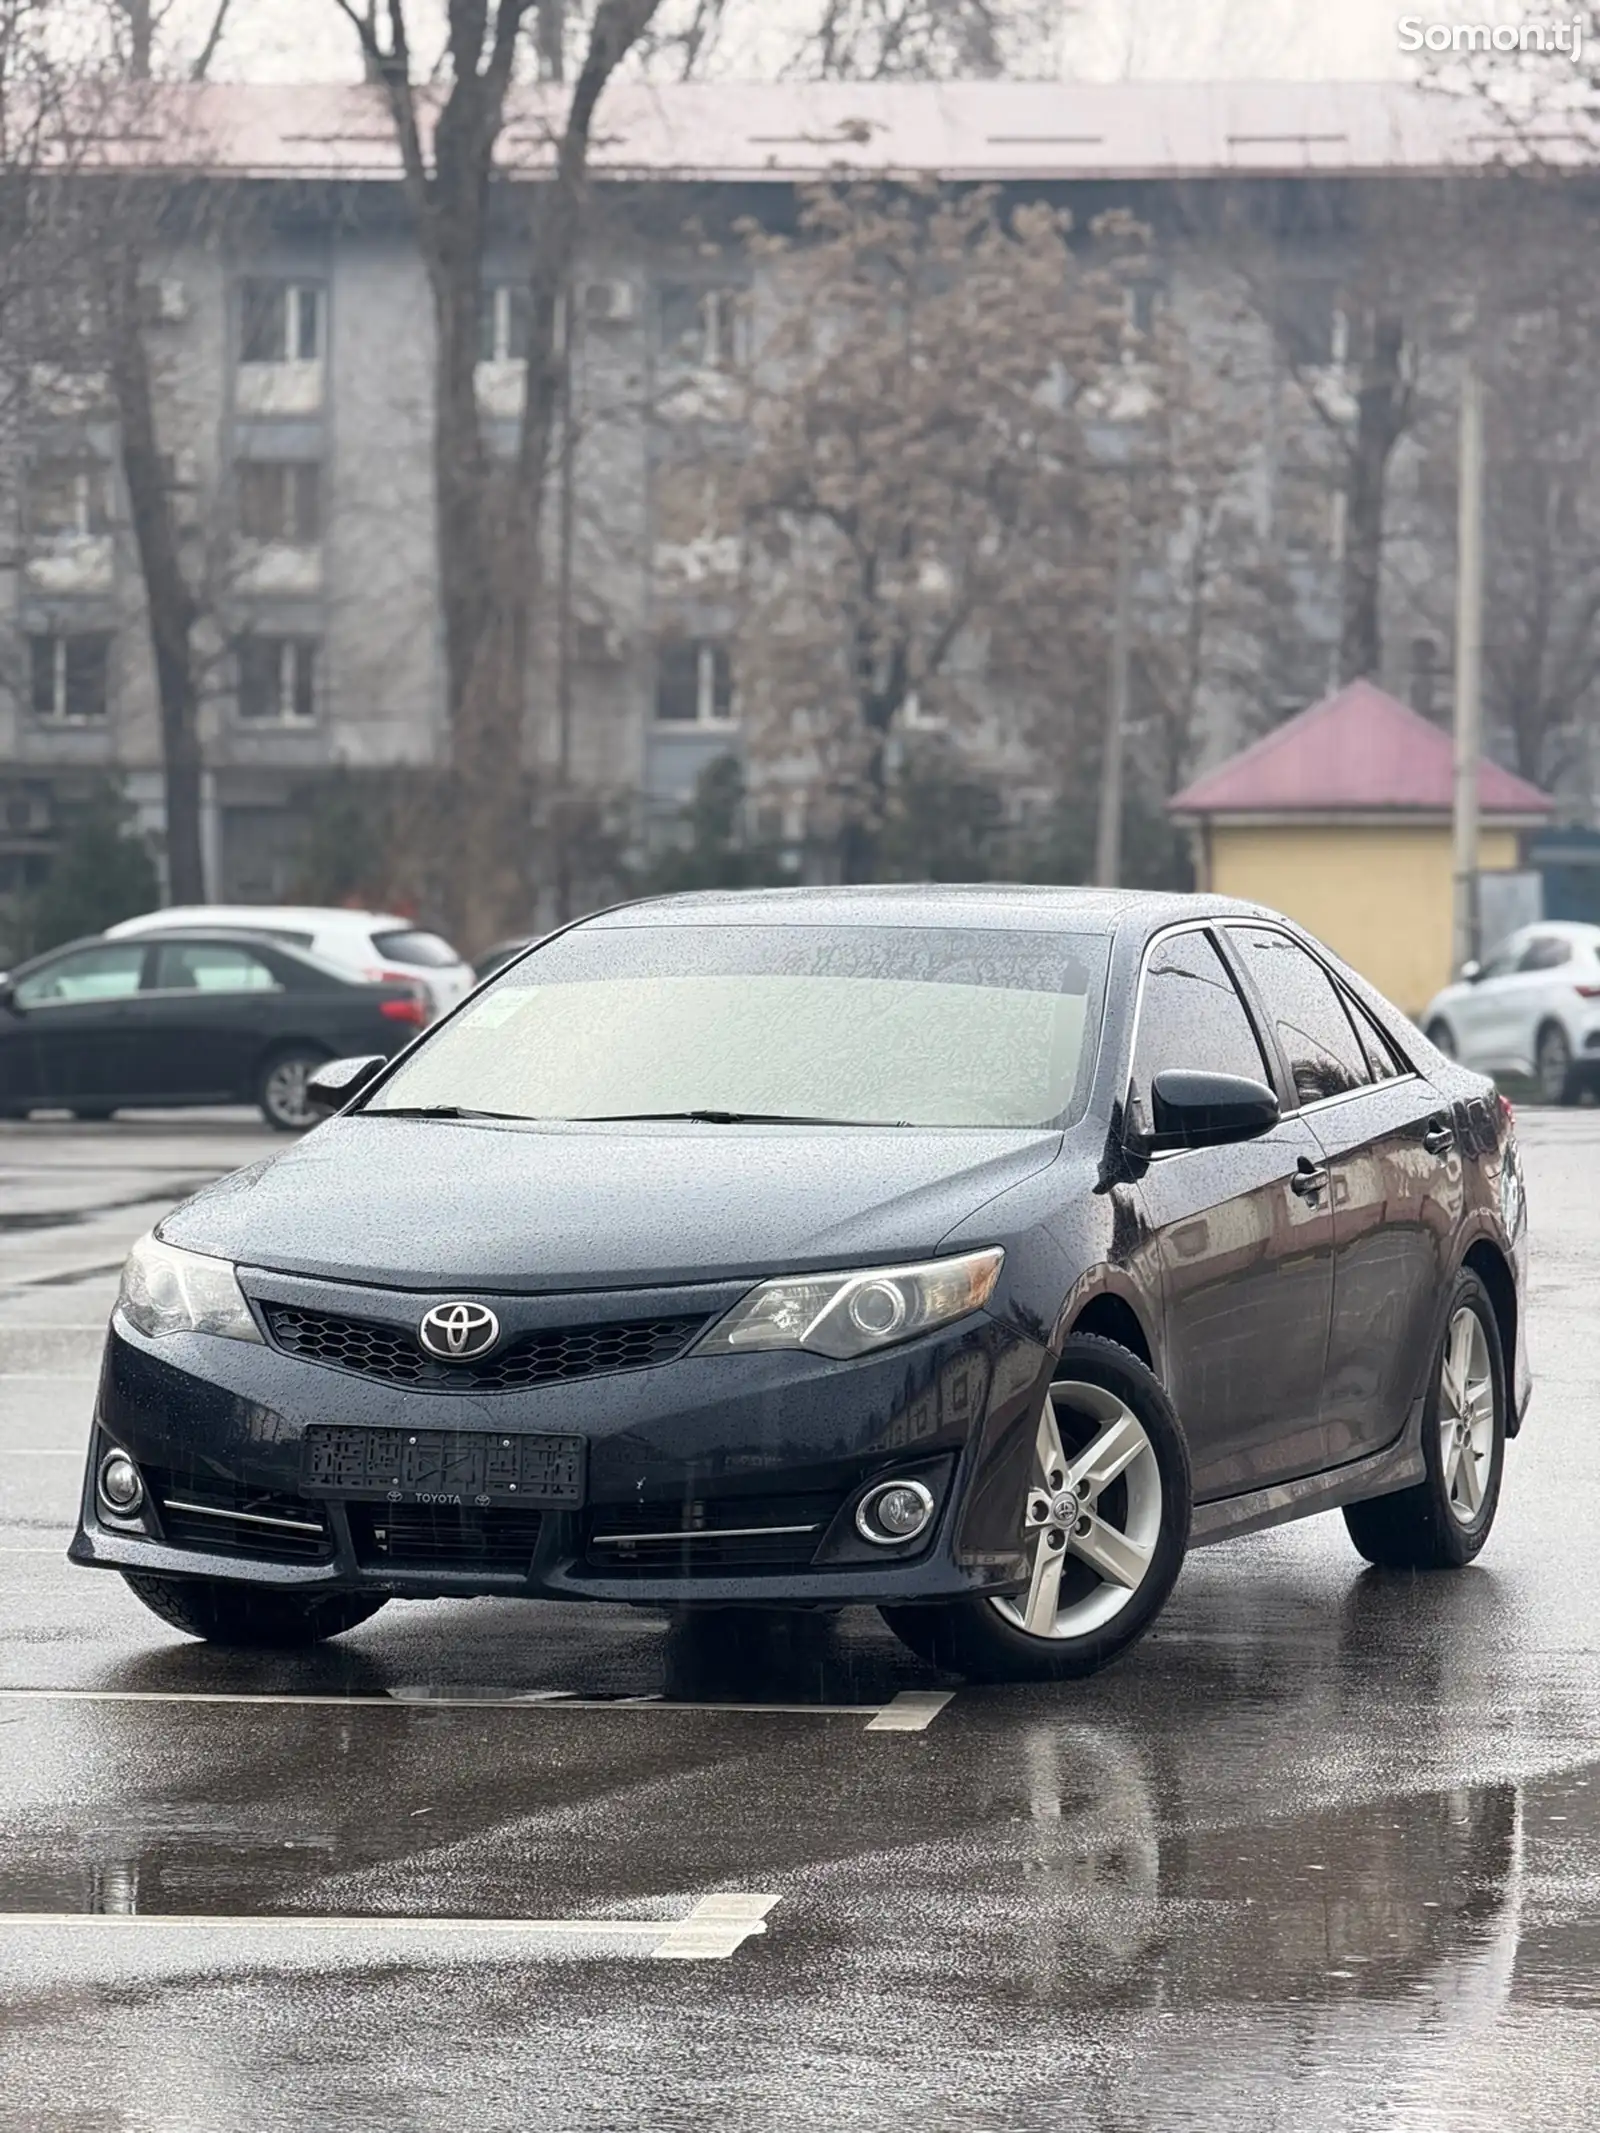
[695,1247,1003,1361]
[116,1233,263,1345]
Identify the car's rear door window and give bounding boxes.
[1229,927,1372,1106]
[1515,935,1572,972]
[1130,929,1270,1098]
[151,943,283,993]
[367,923,1110,1128]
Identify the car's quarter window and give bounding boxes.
[370,928,461,968]
[1129,929,1269,1098]
[1229,927,1372,1106]
[1342,991,1408,1083]
[366,924,1110,1129]
[1515,935,1572,973]
[14,943,146,1007]
[151,942,282,993]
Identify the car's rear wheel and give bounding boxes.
[121,1572,387,1647]
[880,1336,1191,1683]
[1535,1021,1578,1105]
[257,1047,329,1131]
[1342,1268,1506,1570]
[1425,1018,1457,1060]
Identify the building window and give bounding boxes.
[29,632,111,722]
[240,281,322,364]
[28,458,111,539]
[656,639,734,725]
[479,283,530,364]
[658,284,748,371]
[238,636,318,725]
[237,462,321,543]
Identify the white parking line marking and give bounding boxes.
[0,1685,946,1728]
[0,1892,780,1960]
[865,1690,955,1731]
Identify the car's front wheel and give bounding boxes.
[121,1572,387,1647]
[881,1336,1191,1683]
[1342,1268,1506,1570]
[257,1046,330,1131]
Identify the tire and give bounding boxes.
[1425,1019,1457,1061]
[257,1046,330,1132]
[70,1106,116,1122]
[1342,1268,1506,1571]
[120,1572,387,1647]
[1535,1021,1577,1106]
[880,1335,1191,1684]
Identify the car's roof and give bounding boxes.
[106,905,412,933]
[580,884,1277,936]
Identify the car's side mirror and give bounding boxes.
[1460,959,1483,985]
[305,1054,385,1119]
[1148,1069,1280,1150]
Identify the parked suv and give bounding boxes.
[1423,920,1600,1103]
[107,907,473,1019]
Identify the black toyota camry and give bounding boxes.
[70,887,1531,1682]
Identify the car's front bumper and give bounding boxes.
[70,1298,1053,1608]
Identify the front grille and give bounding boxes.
[146,1467,332,1564]
[584,1494,836,1575]
[262,1303,709,1394]
[349,1503,544,1573]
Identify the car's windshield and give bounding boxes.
[366,922,1109,1129]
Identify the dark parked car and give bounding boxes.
[70,888,1530,1681]
[0,930,426,1130]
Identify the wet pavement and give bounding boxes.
[1,1110,1599,2129]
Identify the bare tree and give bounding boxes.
[734,182,1131,881]
[801,0,1058,77]
[329,0,661,950]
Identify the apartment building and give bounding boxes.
[0,77,1555,907]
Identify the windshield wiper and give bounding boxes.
[570,1109,910,1127]
[366,1105,530,1123]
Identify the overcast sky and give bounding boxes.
[159,0,1415,84]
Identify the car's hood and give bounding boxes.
[160,1116,1063,1290]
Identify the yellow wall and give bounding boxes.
[1204,822,1521,1017]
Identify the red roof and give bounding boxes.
[1169,681,1553,819]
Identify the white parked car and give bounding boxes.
[105,906,474,1019]
[1422,920,1600,1104]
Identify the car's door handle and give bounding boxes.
[1422,1119,1454,1156]
[1290,1158,1329,1200]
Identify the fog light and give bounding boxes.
[97,1450,144,1517]
[855,1477,936,1546]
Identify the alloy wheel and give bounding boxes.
[264,1058,317,1130]
[1438,1305,1495,1527]
[990,1380,1163,1641]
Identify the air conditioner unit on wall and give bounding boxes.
[584,279,636,326]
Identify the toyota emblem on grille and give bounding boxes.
[418,1301,501,1360]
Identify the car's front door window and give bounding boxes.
[1228,928,1372,1107]
[1129,929,1270,1122]
[14,944,146,1008]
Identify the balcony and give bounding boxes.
[231,540,322,596]
[236,360,323,417]
[25,535,115,595]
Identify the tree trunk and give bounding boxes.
[1339,310,1407,685]
[107,245,206,902]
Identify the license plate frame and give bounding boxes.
[300,1426,586,1508]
